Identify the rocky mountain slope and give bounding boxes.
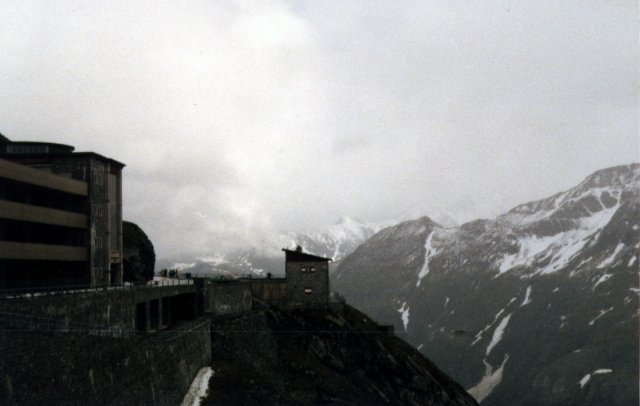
[203,305,478,406]
[333,164,639,405]
[158,212,456,278]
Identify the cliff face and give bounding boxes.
[203,305,478,406]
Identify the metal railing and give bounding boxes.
[0,278,193,300]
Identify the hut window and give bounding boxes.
[304,287,313,294]
[309,266,316,272]
[301,266,308,273]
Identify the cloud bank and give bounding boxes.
[0,1,637,258]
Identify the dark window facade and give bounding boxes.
[0,218,86,246]
[0,177,86,213]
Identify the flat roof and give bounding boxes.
[282,248,332,262]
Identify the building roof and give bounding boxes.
[0,138,125,168]
[282,247,332,262]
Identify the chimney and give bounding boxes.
[296,245,303,253]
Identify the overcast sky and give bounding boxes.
[0,1,637,259]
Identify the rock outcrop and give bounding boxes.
[204,305,478,405]
[122,221,155,282]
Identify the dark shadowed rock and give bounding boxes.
[122,221,155,282]
[204,305,478,406]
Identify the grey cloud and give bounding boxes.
[0,1,636,259]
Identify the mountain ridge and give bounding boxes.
[333,163,639,405]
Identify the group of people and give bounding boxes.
[159,268,180,278]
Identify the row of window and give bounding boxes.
[300,266,316,273]
[0,218,86,246]
[0,176,86,213]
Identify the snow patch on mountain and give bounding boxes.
[467,354,509,403]
[416,231,436,287]
[579,368,613,389]
[520,286,532,306]
[579,374,591,388]
[472,309,506,346]
[398,302,410,331]
[588,307,614,326]
[486,314,511,356]
[597,243,625,268]
[593,274,613,290]
[498,200,621,275]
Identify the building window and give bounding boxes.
[304,287,313,294]
[94,268,103,278]
[93,204,104,217]
[93,234,103,250]
[91,167,104,185]
[309,266,316,273]
[301,266,307,273]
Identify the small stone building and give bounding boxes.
[283,246,331,309]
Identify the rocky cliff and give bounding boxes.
[333,164,639,405]
[202,305,478,405]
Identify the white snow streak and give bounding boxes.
[486,314,511,356]
[416,231,435,287]
[467,355,509,402]
[181,367,213,406]
[398,302,410,331]
[579,374,591,388]
[597,243,625,268]
[588,307,614,325]
[472,309,505,346]
[498,200,620,275]
[521,286,532,306]
[593,274,612,290]
[580,369,613,389]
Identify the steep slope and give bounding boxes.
[333,164,639,405]
[203,305,478,406]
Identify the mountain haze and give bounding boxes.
[333,164,639,405]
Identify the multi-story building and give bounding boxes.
[283,246,331,309]
[0,134,124,289]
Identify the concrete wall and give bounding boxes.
[0,284,197,335]
[0,320,211,406]
[248,279,287,308]
[203,282,252,316]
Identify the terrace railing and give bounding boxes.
[0,278,193,300]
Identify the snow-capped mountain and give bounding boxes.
[281,216,388,267]
[156,217,388,277]
[156,248,284,277]
[333,164,639,406]
[396,205,460,228]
